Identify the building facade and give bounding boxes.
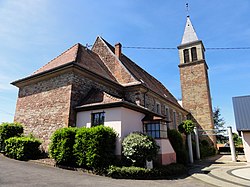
[178,16,216,145]
[12,16,215,164]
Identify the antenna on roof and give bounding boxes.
[186,2,189,17]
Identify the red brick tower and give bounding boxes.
[178,16,216,145]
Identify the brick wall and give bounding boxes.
[14,73,73,150]
[179,61,216,144]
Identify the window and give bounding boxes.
[179,113,182,124]
[183,49,190,63]
[156,103,160,114]
[144,122,167,139]
[191,47,197,61]
[91,112,105,127]
[173,111,177,129]
[165,106,169,121]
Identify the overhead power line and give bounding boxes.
[86,44,250,50]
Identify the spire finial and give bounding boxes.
[186,2,189,17]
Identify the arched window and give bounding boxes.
[183,49,190,63]
[191,47,197,61]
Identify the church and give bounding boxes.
[12,16,215,165]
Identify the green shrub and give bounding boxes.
[49,127,77,165]
[0,122,23,151]
[122,132,159,166]
[167,129,188,165]
[107,163,187,179]
[178,120,195,135]
[4,136,41,160]
[200,139,216,158]
[74,126,117,169]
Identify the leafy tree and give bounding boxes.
[213,107,227,144]
[213,107,225,129]
[233,133,243,147]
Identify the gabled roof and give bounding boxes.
[33,43,117,82]
[181,16,199,45]
[232,95,250,131]
[98,37,179,105]
[25,36,180,107]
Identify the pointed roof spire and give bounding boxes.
[181,16,199,45]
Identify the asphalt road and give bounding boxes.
[0,154,212,187]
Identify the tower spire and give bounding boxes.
[181,16,198,45]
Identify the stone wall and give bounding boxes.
[92,37,137,85]
[179,61,216,144]
[14,73,73,150]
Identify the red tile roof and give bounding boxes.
[31,36,180,106]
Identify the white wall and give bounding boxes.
[76,107,145,155]
[242,131,250,162]
[120,107,145,138]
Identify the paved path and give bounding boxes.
[0,154,211,187]
[189,155,250,187]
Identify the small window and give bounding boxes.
[156,103,160,114]
[183,49,190,63]
[91,112,105,127]
[165,106,169,121]
[179,113,182,124]
[144,122,167,139]
[191,47,197,61]
[173,111,177,129]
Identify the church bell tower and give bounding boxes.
[178,16,216,145]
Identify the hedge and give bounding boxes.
[167,129,188,165]
[4,136,41,160]
[74,126,117,169]
[49,127,77,165]
[49,126,117,169]
[107,163,187,179]
[0,122,23,151]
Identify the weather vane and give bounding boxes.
[186,2,189,17]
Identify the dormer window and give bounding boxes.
[183,49,190,63]
[191,47,197,61]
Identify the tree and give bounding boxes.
[213,107,227,144]
[213,107,225,129]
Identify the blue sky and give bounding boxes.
[0,0,250,132]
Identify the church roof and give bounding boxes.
[18,36,181,107]
[181,16,199,45]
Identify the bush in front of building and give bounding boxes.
[4,136,41,160]
[49,127,77,165]
[0,122,23,151]
[122,132,159,167]
[74,126,117,170]
[107,163,187,179]
[200,139,216,158]
[167,129,188,165]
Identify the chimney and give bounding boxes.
[115,43,122,60]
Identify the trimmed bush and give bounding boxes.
[49,127,77,165]
[107,163,187,179]
[4,136,41,160]
[74,126,117,169]
[0,122,23,151]
[200,139,216,158]
[167,129,188,165]
[122,132,159,166]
